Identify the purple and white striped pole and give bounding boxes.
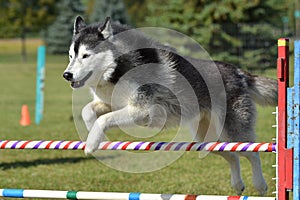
[0,140,276,152]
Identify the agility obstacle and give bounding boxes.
[0,38,299,200]
[0,189,276,200]
[0,140,276,152]
[35,45,46,125]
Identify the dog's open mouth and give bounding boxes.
[71,71,93,88]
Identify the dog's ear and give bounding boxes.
[98,17,113,39]
[74,16,86,35]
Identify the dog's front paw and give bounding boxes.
[84,142,98,155]
[84,121,105,155]
[84,135,103,155]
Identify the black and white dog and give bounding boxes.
[63,16,277,195]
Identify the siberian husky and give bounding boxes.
[63,16,277,195]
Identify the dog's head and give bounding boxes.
[63,16,117,88]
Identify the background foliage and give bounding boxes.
[88,0,129,24]
[45,0,85,54]
[0,0,295,71]
[0,0,57,60]
[142,0,289,70]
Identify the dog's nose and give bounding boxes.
[63,72,73,81]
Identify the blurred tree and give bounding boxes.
[89,0,129,24]
[124,0,148,26]
[144,0,287,71]
[85,0,95,18]
[0,0,57,61]
[45,0,85,54]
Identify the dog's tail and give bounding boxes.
[247,75,278,106]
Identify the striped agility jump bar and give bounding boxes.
[0,189,276,200]
[0,140,276,152]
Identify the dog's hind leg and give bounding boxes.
[239,152,267,196]
[223,94,267,195]
[189,115,245,195]
[224,94,267,195]
[214,152,245,195]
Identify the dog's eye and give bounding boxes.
[69,55,72,59]
[82,54,90,59]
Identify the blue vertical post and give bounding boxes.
[293,41,300,200]
[35,46,46,124]
[287,88,294,148]
[287,87,295,197]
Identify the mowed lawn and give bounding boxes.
[0,39,276,197]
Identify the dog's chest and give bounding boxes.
[90,83,114,105]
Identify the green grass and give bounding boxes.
[0,39,277,198]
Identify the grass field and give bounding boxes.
[0,38,277,198]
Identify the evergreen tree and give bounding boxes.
[145,0,287,71]
[46,0,85,54]
[89,0,129,24]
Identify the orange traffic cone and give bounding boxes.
[20,104,31,126]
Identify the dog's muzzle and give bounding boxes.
[63,71,93,88]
